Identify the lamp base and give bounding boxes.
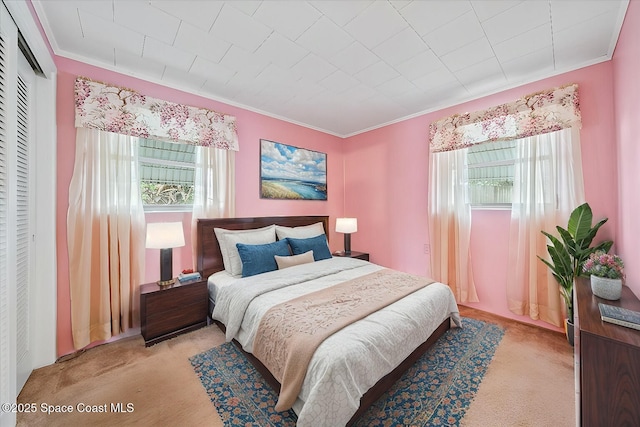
[156,278,175,288]
[344,233,351,255]
[159,248,175,287]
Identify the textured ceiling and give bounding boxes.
[33,0,628,137]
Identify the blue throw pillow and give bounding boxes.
[286,235,332,261]
[236,239,291,277]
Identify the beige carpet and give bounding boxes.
[460,306,575,427]
[17,326,226,427]
[17,307,574,426]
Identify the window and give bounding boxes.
[139,138,195,211]
[467,139,517,207]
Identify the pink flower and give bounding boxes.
[583,251,624,280]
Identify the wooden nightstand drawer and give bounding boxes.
[141,279,208,346]
[145,301,208,339]
[144,282,206,313]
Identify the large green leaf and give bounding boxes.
[577,218,608,249]
[541,231,572,281]
[548,245,570,272]
[594,240,614,254]
[538,255,556,274]
[538,255,571,299]
[567,203,593,243]
[556,226,577,257]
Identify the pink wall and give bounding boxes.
[613,0,640,298]
[55,59,345,356]
[345,62,619,332]
[342,117,431,273]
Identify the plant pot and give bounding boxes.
[590,275,622,300]
[564,318,574,346]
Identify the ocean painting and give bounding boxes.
[260,139,327,200]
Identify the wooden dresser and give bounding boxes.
[574,277,640,426]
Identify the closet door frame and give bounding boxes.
[0,4,57,425]
[3,0,58,372]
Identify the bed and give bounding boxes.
[196,216,461,426]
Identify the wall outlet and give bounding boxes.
[423,244,430,255]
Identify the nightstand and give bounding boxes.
[333,251,370,261]
[140,276,208,346]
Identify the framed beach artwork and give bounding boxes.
[260,139,327,200]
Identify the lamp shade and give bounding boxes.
[146,222,185,249]
[336,218,358,234]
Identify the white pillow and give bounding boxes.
[275,250,314,270]
[275,222,325,240]
[214,225,276,276]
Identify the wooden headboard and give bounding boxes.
[196,216,329,278]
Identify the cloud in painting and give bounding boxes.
[260,140,326,184]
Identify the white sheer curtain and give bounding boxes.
[67,128,146,350]
[191,146,235,267]
[507,127,584,326]
[429,148,479,303]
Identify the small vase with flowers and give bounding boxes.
[583,251,624,300]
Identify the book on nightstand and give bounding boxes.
[178,271,201,282]
[598,303,640,331]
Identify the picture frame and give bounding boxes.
[260,139,327,200]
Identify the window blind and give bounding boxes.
[139,138,195,185]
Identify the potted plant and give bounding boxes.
[583,251,624,300]
[538,203,613,344]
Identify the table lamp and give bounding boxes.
[146,222,185,286]
[336,218,357,255]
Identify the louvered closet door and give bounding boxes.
[0,25,10,421]
[0,6,16,425]
[15,52,34,392]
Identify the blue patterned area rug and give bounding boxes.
[189,318,504,426]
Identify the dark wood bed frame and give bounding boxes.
[196,215,450,426]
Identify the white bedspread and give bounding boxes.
[211,257,461,427]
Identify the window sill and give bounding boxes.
[471,204,511,211]
[144,205,193,213]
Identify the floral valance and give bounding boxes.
[74,77,239,151]
[429,84,580,153]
